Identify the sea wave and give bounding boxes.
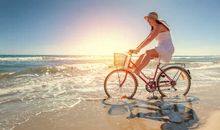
[0,55,113,62]
[172,56,220,62]
[1,55,218,62]
[0,61,106,130]
[0,63,108,80]
[1,61,220,81]
[0,56,44,61]
[186,62,220,70]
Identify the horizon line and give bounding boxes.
[0,54,220,57]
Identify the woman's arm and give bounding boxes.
[136,25,161,51]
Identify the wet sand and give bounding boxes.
[13,100,162,130]
[14,83,220,130]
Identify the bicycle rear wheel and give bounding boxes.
[104,69,138,99]
[157,66,191,97]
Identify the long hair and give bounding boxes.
[151,20,170,31]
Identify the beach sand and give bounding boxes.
[13,82,220,130]
[13,100,162,130]
[197,111,220,130]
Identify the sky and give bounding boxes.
[0,0,220,55]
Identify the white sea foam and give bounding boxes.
[189,63,220,70]
[0,57,44,61]
[0,56,113,62]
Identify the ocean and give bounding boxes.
[0,55,220,129]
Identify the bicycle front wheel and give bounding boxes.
[104,69,138,99]
[157,66,191,97]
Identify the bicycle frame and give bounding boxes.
[105,53,191,98]
[125,53,174,87]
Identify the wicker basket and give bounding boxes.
[114,53,128,68]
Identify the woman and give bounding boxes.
[129,12,174,75]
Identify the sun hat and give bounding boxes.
[144,12,158,20]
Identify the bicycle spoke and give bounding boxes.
[157,66,191,97]
[117,70,121,86]
[104,69,137,99]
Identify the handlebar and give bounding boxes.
[128,49,139,55]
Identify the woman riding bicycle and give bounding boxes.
[129,12,175,75]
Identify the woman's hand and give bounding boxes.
[129,49,139,54]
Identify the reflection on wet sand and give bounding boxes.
[103,96,200,130]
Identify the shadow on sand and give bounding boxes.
[102,96,200,130]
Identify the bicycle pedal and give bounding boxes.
[161,74,165,77]
[121,95,128,99]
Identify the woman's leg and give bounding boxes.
[134,53,145,67]
[134,49,159,75]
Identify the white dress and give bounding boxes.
[155,31,175,62]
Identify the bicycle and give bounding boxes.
[104,52,191,99]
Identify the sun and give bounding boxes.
[81,30,131,55]
[55,25,150,55]
[56,14,140,55]
[72,26,134,55]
